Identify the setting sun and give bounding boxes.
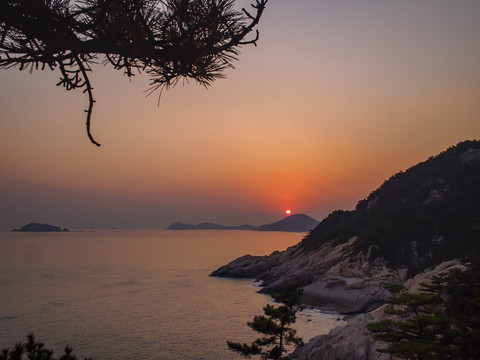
[285,209,292,215]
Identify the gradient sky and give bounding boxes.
[1,0,480,230]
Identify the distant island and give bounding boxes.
[166,213,319,233]
[12,222,70,232]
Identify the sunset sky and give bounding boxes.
[1,0,480,230]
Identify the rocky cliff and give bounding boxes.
[213,140,480,314]
[212,236,400,314]
[289,260,463,360]
[212,140,480,359]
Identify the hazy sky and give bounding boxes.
[1,0,480,230]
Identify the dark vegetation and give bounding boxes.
[227,284,304,360]
[1,333,91,360]
[368,259,480,359]
[301,140,480,275]
[0,0,267,145]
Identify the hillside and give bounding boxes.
[212,140,480,314]
[256,214,319,232]
[301,140,480,274]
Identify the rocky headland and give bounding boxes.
[213,237,464,359]
[211,140,480,360]
[212,236,396,314]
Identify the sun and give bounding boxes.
[285,209,292,215]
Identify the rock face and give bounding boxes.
[290,311,389,360]
[212,237,402,314]
[12,222,70,232]
[288,260,461,360]
[211,237,397,359]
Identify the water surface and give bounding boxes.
[0,230,342,359]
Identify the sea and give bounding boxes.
[0,230,343,359]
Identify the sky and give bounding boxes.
[1,0,480,230]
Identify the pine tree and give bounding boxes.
[367,284,446,360]
[1,0,268,145]
[423,260,480,359]
[368,259,480,360]
[227,284,304,360]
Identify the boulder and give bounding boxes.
[289,311,388,360]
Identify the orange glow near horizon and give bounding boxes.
[285,210,292,215]
[1,1,480,229]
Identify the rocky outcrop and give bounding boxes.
[289,260,462,360]
[212,237,405,314]
[212,233,465,359]
[290,310,389,360]
[404,259,464,292]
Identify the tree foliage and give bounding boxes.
[425,261,480,359]
[0,0,268,145]
[0,333,91,360]
[367,260,480,360]
[227,284,304,360]
[367,284,445,360]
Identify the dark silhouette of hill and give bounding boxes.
[301,140,480,274]
[256,214,319,232]
[12,222,70,232]
[166,222,256,230]
[166,214,319,232]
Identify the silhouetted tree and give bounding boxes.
[0,0,268,145]
[0,334,91,360]
[227,284,304,360]
[367,284,445,360]
[424,260,480,359]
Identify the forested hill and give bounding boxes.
[301,140,480,274]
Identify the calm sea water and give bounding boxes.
[0,230,342,359]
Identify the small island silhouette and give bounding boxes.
[166,213,319,233]
[12,222,70,232]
